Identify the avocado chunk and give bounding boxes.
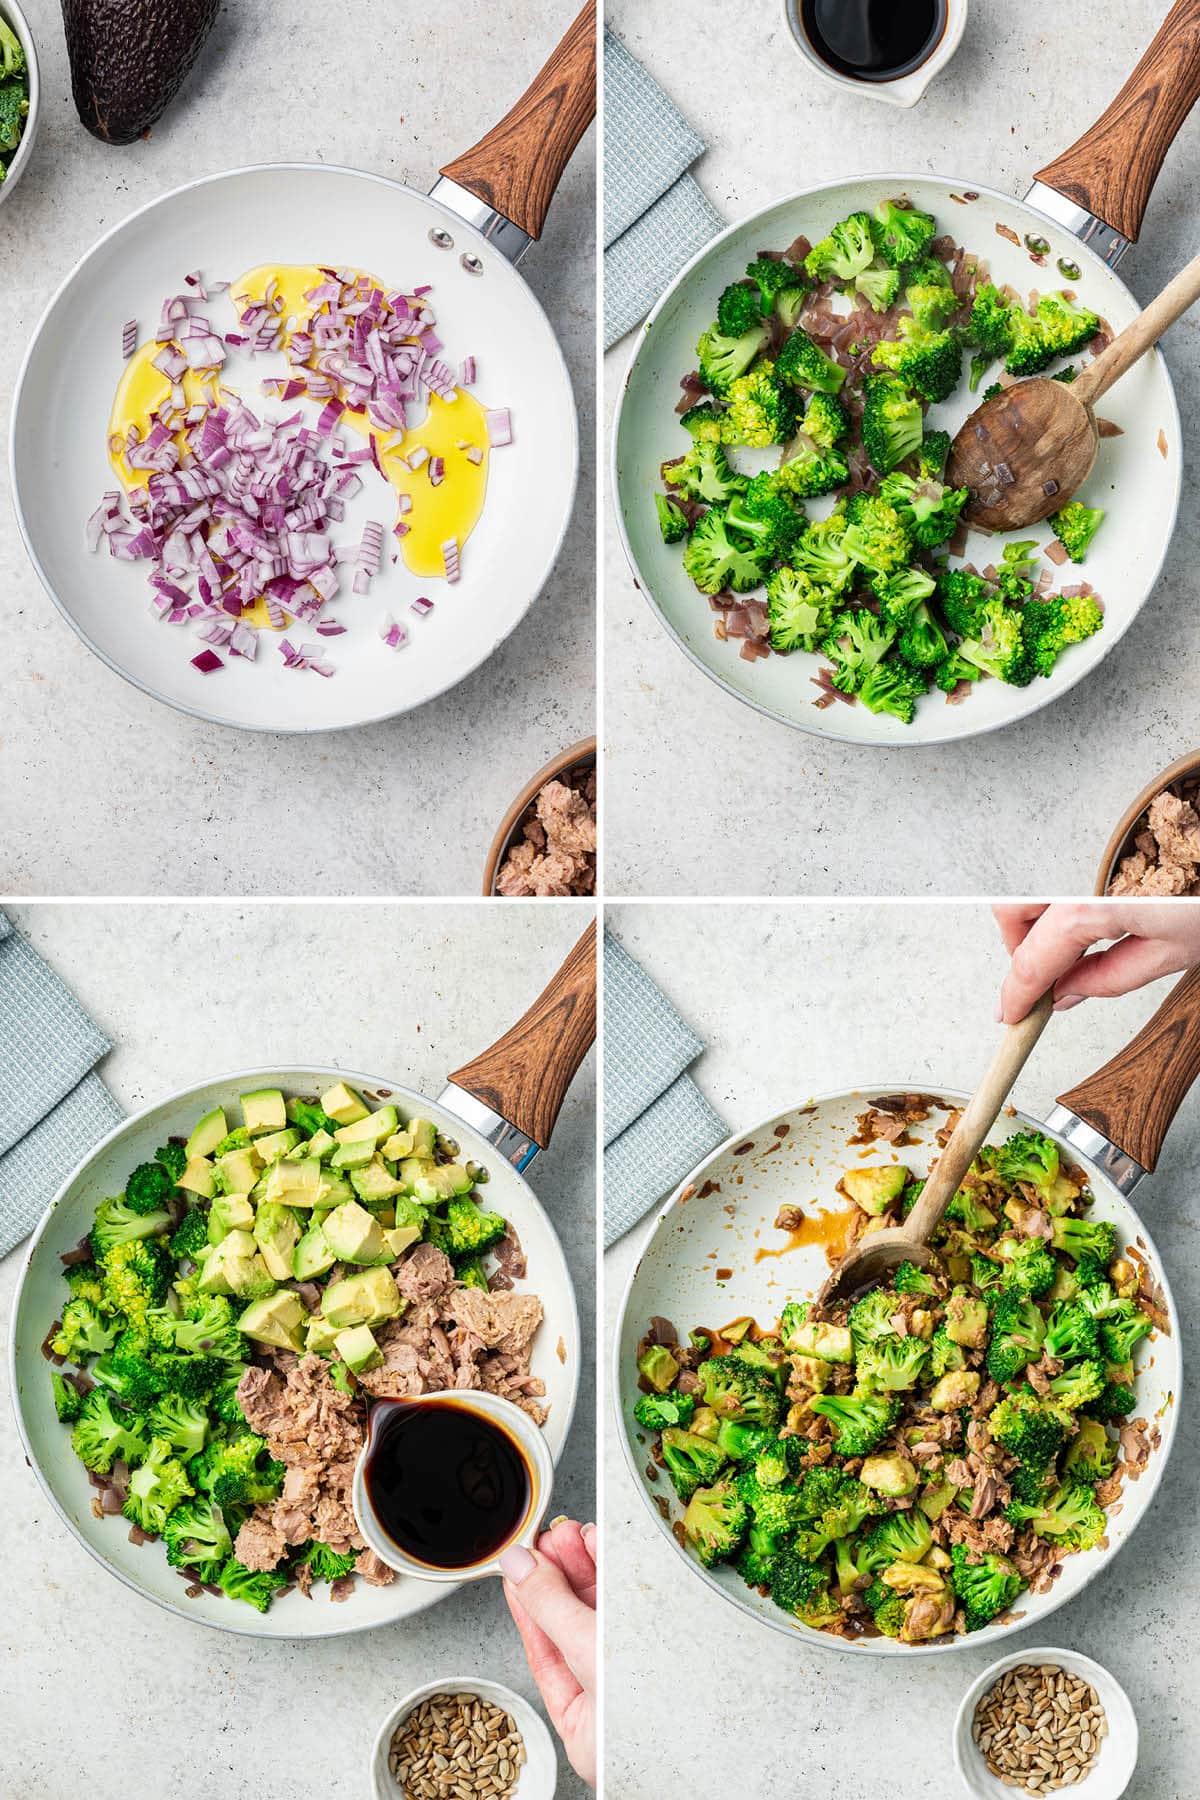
[929,1370,981,1411]
[186,1106,228,1161]
[334,1323,383,1374]
[322,1200,387,1265]
[918,1479,958,1521]
[843,1165,909,1216]
[350,1158,406,1205]
[287,1128,336,1163]
[637,1344,680,1393]
[293,1221,336,1281]
[381,1128,415,1160]
[198,1229,273,1298]
[238,1290,307,1353]
[178,1155,216,1199]
[253,1127,301,1165]
[382,1224,422,1260]
[265,1157,324,1208]
[254,1201,302,1282]
[321,1081,369,1126]
[790,1355,832,1393]
[305,1315,342,1355]
[406,1119,438,1159]
[215,1146,262,1196]
[334,1104,399,1146]
[406,1160,474,1203]
[329,1136,377,1172]
[241,1088,287,1134]
[860,1451,918,1497]
[945,1288,989,1348]
[207,1192,255,1245]
[789,1321,854,1363]
[321,1265,404,1329]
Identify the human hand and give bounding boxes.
[500,1517,596,1788]
[994,901,1200,1023]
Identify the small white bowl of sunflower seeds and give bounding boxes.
[954,1649,1137,1798]
[371,1679,557,1800]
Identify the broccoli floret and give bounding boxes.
[767,1544,832,1617]
[1006,1479,1106,1551]
[64,1263,106,1307]
[872,316,962,404]
[1043,1301,1100,1363]
[822,610,897,695]
[683,507,769,595]
[715,1418,773,1463]
[937,567,992,638]
[842,492,913,577]
[894,1260,938,1297]
[50,1298,119,1362]
[775,444,849,500]
[871,565,936,629]
[697,1355,782,1429]
[1047,1360,1106,1412]
[680,401,724,441]
[916,429,951,480]
[810,1389,901,1457]
[795,1476,883,1559]
[958,598,1032,687]
[765,566,833,653]
[860,650,929,724]
[93,1331,168,1410]
[51,1371,85,1422]
[634,1390,696,1432]
[148,1393,210,1459]
[1036,292,1101,357]
[871,199,937,269]
[1022,592,1104,677]
[776,327,846,395]
[0,82,22,154]
[968,350,996,391]
[949,1544,1025,1631]
[745,255,810,322]
[878,469,969,549]
[907,280,959,332]
[871,1591,908,1637]
[849,1287,901,1346]
[856,1333,929,1392]
[986,1291,1046,1385]
[720,362,799,447]
[660,1425,728,1501]
[727,471,806,557]
[805,211,876,283]
[70,1389,149,1473]
[997,1237,1057,1299]
[218,1556,291,1613]
[288,1098,339,1138]
[90,1194,171,1260]
[654,492,690,544]
[1064,1418,1118,1485]
[969,285,1015,357]
[0,16,25,78]
[1050,502,1105,563]
[153,1141,188,1183]
[897,601,949,669]
[444,1198,506,1259]
[753,1442,791,1489]
[934,650,979,694]
[996,1130,1060,1196]
[697,321,769,396]
[716,281,762,337]
[1092,1381,1136,1420]
[121,1436,194,1534]
[929,1328,966,1378]
[664,439,746,505]
[196,1431,286,1513]
[856,261,902,313]
[1098,1303,1152,1366]
[971,1252,1003,1295]
[1051,1217,1116,1267]
[169,1208,211,1263]
[989,1392,1069,1470]
[683,1478,750,1568]
[456,1256,489,1292]
[125,1161,173,1215]
[163,1495,232,1580]
[791,512,857,597]
[860,374,923,475]
[801,391,849,451]
[858,1509,933,1575]
[735,1536,778,1589]
[299,1541,359,1582]
[100,1238,175,1337]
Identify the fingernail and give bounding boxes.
[499,1545,536,1583]
[548,1514,568,1529]
[581,1522,597,1549]
[1055,993,1085,1012]
[995,999,1005,1022]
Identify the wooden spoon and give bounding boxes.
[817,990,1054,1307]
[947,251,1200,531]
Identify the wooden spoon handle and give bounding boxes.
[1033,0,1200,245]
[1074,248,1200,407]
[438,0,596,242]
[905,992,1055,1245]
[448,918,596,1149]
[1056,963,1200,1171]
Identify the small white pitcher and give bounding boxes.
[783,0,969,108]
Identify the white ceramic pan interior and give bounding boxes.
[614,175,1181,745]
[11,1066,580,1639]
[11,165,578,732]
[615,1083,1179,1655]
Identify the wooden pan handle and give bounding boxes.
[905,993,1055,1246]
[1056,963,1200,1171]
[438,0,596,242]
[1033,0,1200,245]
[449,918,596,1149]
[1073,248,1200,407]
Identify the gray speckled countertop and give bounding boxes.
[603,0,1200,896]
[603,902,1197,1800]
[0,903,595,1800]
[0,0,594,897]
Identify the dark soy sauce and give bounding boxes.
[365,1399,531,1569]
[801,0,946,82]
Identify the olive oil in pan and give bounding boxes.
[365,1399,532,1569]
[801,0,946,81]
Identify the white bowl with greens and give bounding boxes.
[9,1067,579,1639]
[0,0,38,205]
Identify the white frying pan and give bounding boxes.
[9,922,596,1639]
[9,4,594,734]
[613,3,1200,744]
[614,966,1200,1655]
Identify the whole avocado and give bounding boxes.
[61,0,219,144]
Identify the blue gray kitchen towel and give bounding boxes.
[603,28,724,348]
[603,930,726,1246]
[0,911,122,1257]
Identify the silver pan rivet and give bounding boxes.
[460,253,484,276]
[429,227,454,249]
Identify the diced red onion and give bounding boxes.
[121,319,138,360]
[191,649,223,673]
[411,595,434,616]
[441,538,460,583]
[485,408,512,447]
